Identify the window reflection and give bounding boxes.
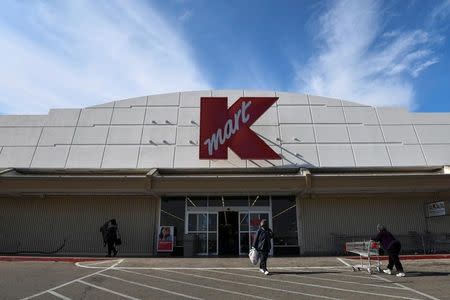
[272,196,298,246]
[186,196,207,207]
[249,195,270,207]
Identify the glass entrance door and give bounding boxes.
[185,196,272,256]
[186,212,218,255]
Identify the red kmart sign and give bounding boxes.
[199,97,281,160]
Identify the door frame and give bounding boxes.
[186,204,272,256]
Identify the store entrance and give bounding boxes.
[218,211,239,255]
[184,196,274,256]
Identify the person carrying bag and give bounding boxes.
[249,246,259,265]
[105,219,120,257]
[252,219,273,275]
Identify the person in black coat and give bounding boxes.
[372,224,405,277]
[253,219,273,275]
[105,219,119,257]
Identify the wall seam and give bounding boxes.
[374,108,393,166]
[307,94,321,166]
[172,92,181,168]
[28,126,45,168]
[99,102,115,168]
[340,100,357,167]
[274,91,284,167]
[64,110,82,168]
[411,123,429,166]
[136,96,149,169]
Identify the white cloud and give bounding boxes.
[295,0,441,108]
[0,1,209,114]
[178,10,193,23]
[430,0,450,23]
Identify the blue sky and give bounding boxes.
[0,0,449,114]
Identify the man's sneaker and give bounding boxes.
[396,272,406,277]
[264,270,269,275]
[259,268,265,273]
[383,269,392,275]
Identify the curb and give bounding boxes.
[2,254,450,263]
[346,254,450,260]
[0,256,109,263]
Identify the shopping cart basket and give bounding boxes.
[345,241,382,274]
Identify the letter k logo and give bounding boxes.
[199,97,281,160]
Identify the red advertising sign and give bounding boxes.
[157,226,174,252]
[199,97,281,160]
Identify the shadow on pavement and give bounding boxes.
[401,271,450,277]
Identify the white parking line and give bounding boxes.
[394,284,439,300]
[99,273,203,300]
[372,275,440,300]
[160,269,340,300]
[325,271,387,280]
[76,261,346,270]
[205,269,421,300]
[336,258,351,267]
[116,268,273,300]
[77,280,140,300]
[338,257,440,299]
[47,291,71,300]
[78,259,119,266]
[335,257,392,280]
[372,274,395,283]
[22,259,124,300]
[246,268,405,290]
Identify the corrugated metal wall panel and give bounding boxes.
[297,194,435,255]
[427,215,450,233]
[0,195,158,255]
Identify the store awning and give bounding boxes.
[1,166,450,196]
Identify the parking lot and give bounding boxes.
[1,256,449,299]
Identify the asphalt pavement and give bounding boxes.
[1,256,449,300]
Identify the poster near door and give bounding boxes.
[157,226,174,252]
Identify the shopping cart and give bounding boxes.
[345,241,382,274]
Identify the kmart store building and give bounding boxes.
[1,90,449,256]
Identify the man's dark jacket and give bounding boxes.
[372,229,399,250]
[253,227,273,253]
[106,224,118,243]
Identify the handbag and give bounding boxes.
[249,247,259,265]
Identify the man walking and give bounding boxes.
[372,224,405,277]
[105,219,119,257]
[253,219,273,275]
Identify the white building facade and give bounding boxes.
[1,90,449,256]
